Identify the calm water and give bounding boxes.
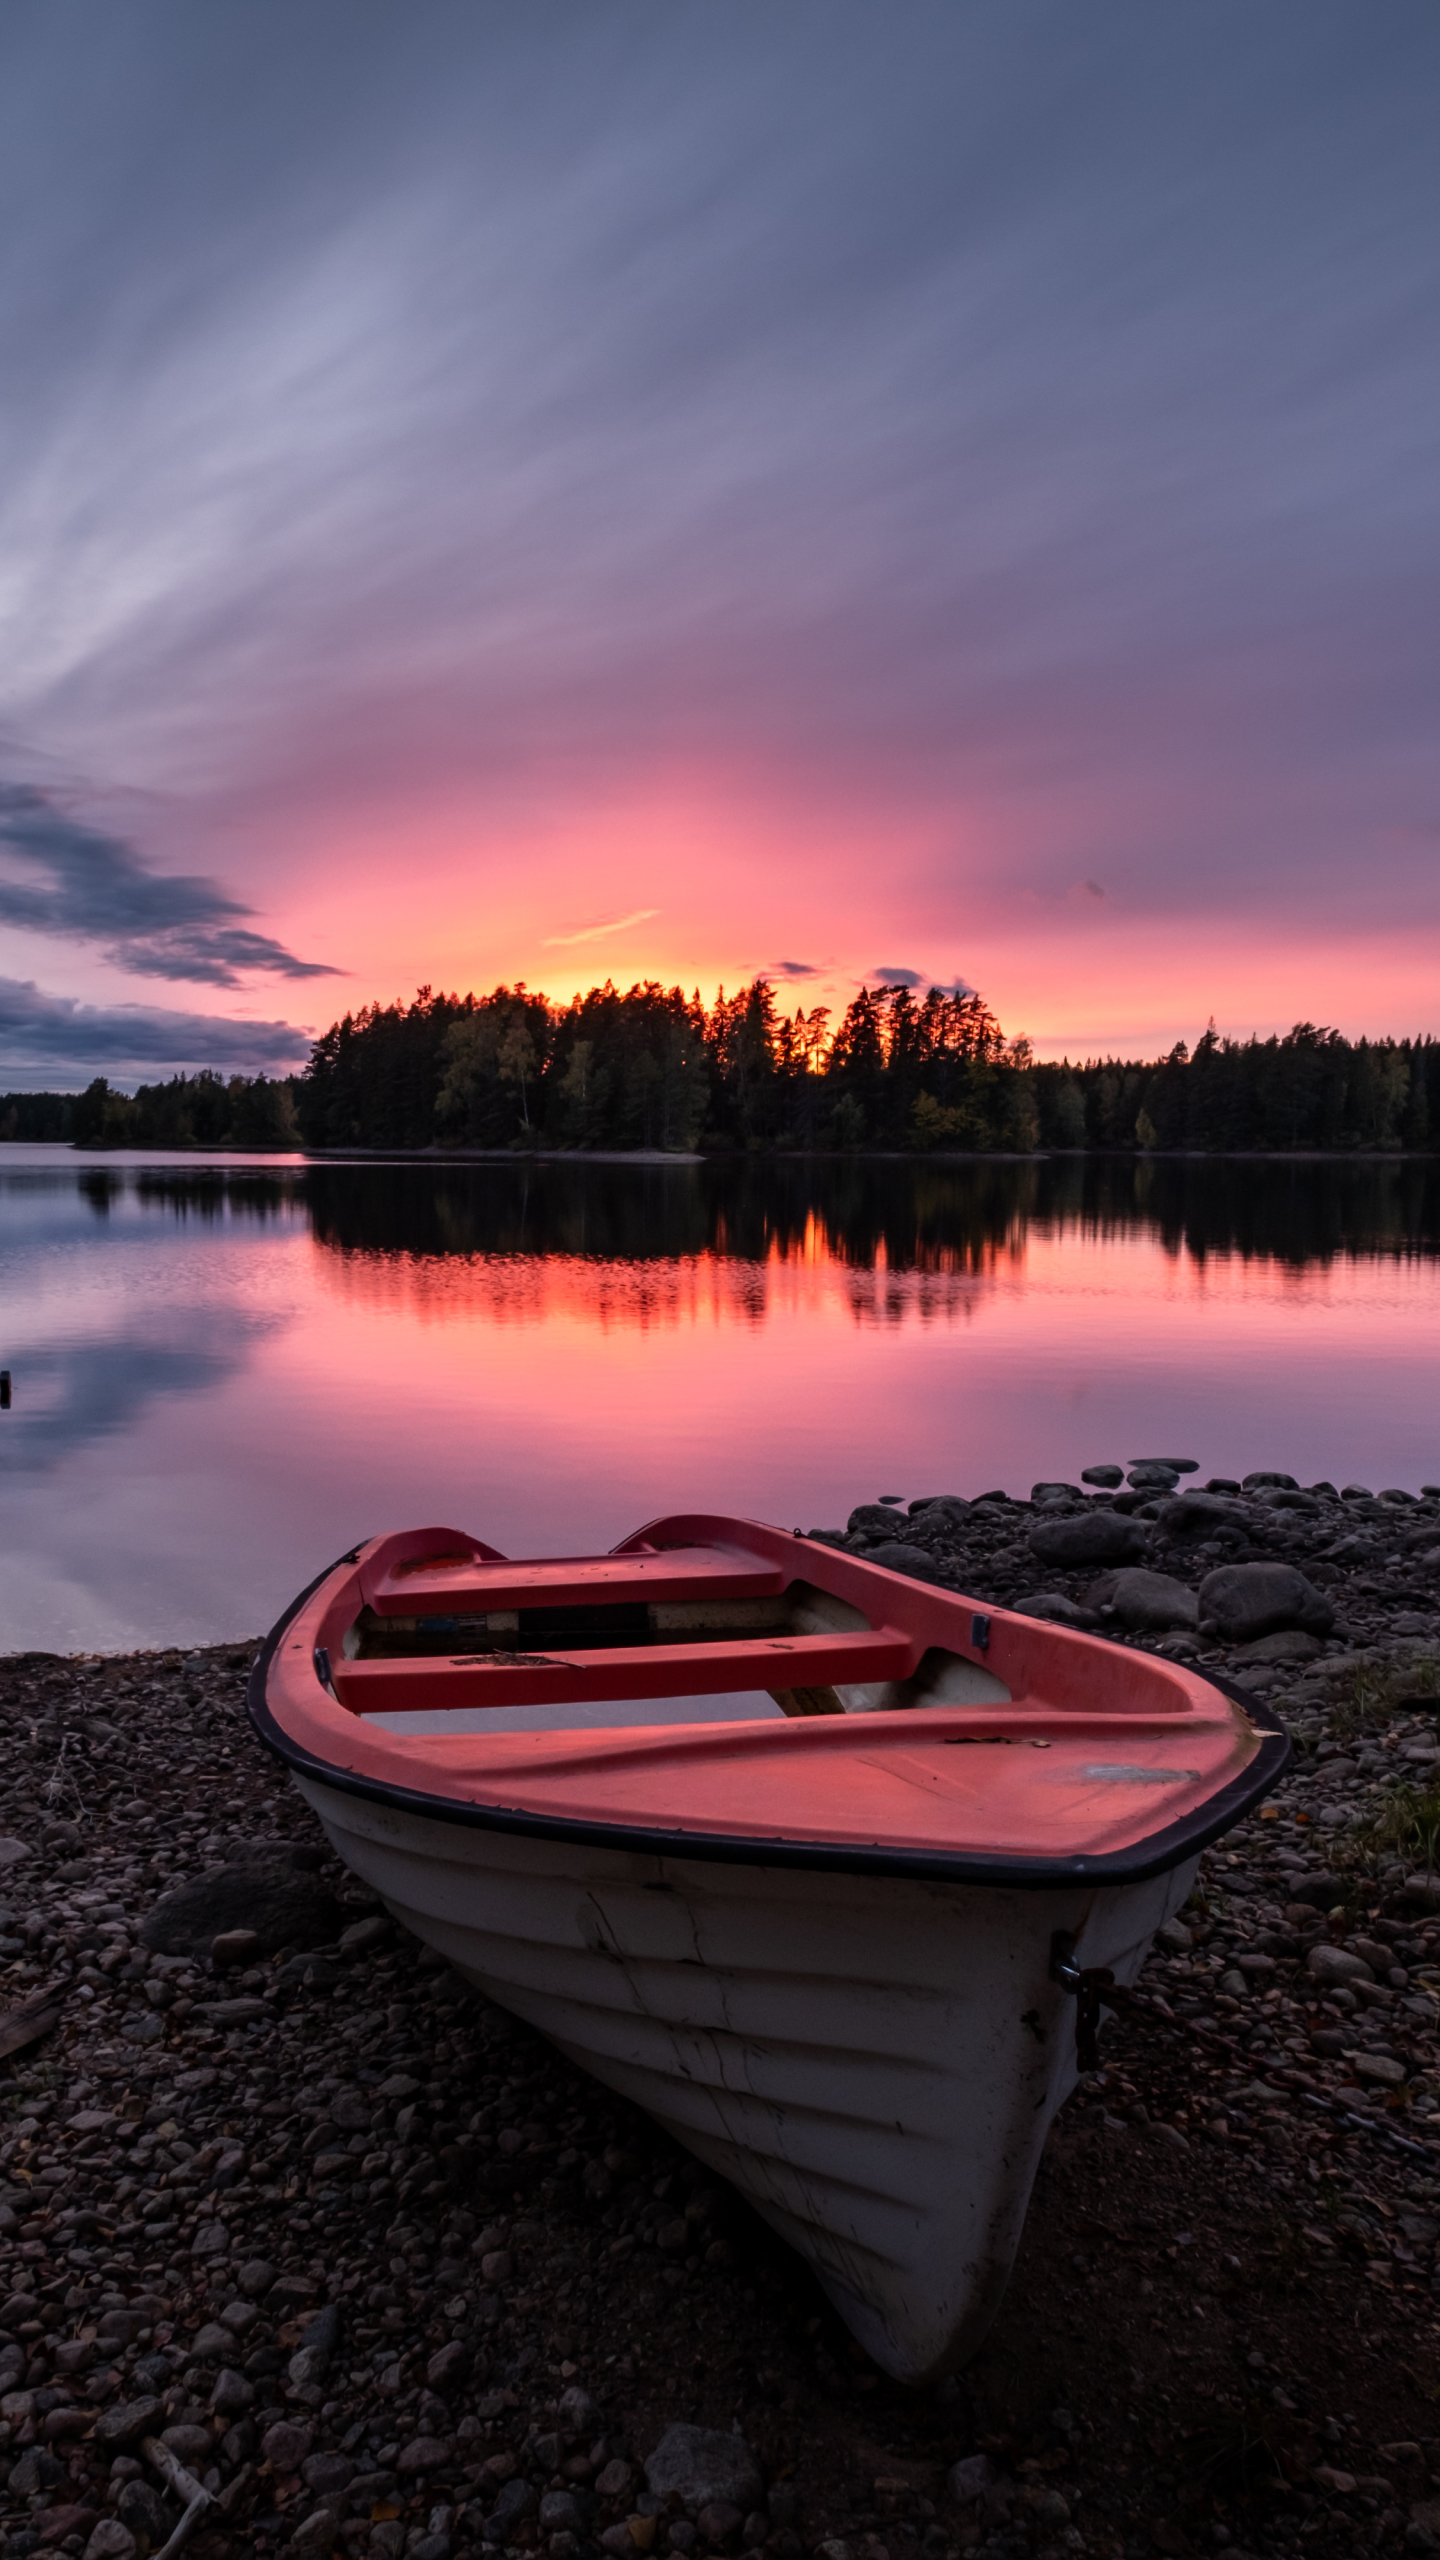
[2,1143,1439,1654]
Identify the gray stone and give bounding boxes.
[847,1504,908,1537]
[93,2394,166,2450]
[947,2456,994,2504]
[139,1844,345,1959]
[557,2385,597,2436]
[1012,1592,1101,1629]
[1307,1944,1375,1988]
[1103,1568,1200,1632]
[1080,1466,1123,1488]
[1232,1629,1325,1664]
[907,1495,970,1522]
[302,2452,356,2492]
[261,2418,314,2472]
[160,2423,214,2462]
[83,2525,137,2560]
[190,2321,237,2360]
[211,2367,253,2416]
[645,2425,764,2518]
[398,2435,453,2472]
[540,2493,585,2533]
[237,2257,276,2296]
[1243,1472,1299,1492]
[484,2479,537,2544]
[115,2482,170,2546]
[863,1540,951,1585]
[697,2505,744,2547]
[1155,1491,1249,1540]
[1197,1561,1334,1643]
[1127,1464,1180,1491]
[0,1837,32,1870]
[426,2340,469,2393]
[1028,1510,1149,1568]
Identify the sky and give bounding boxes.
[1,0,1438,1087]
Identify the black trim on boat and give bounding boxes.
[247,1554,1291,1891]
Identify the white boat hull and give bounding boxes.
[294,1770,1194,2379]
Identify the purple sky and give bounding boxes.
[1,2,1437,1083]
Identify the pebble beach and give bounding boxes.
[3,1467,1440,2560]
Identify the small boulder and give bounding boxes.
[141,1842,344,1960]
[645,2425,764,2518]
[947,2455,994,2504]
[261,2419,314,2473]
[1197,1562,1334,1644]
[1080,1465,1123,1488]
[1102,1568,1199,1632]
[210,1928,261,1969]
[93,2396,165,2452]
[1028,1511,1149,1568]
[1232,1629,1325,1665]
[863,1541,951,1586]
[1155,1491,1248,1541]
[1012,1592,1100,1629]
[426,2340,469,2394]
[1307,1944,1374,1988]
[848,1504,908,1537]
[83,2525,137,2560]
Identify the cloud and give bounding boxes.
[0,976,312,1087]
[541,908,660,947]
[0,785,338,987]
[864,966,979,996]
[1069,879,1108,902]
[767,959,824,980]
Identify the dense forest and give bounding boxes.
[293,981,1440,1154]
[0,1071,300,1149]
[4,978,1438,1154]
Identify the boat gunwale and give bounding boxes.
[248,1548,1290,1889]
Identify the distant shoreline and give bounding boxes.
[6,1139,1440,1166]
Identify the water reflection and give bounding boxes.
[22,1152,1434,1274]
[3,1146,1440,1653]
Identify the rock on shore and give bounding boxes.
[3,1476,1440,2560]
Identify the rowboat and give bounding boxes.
[248,1514,1285,2380]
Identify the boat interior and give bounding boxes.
[327,1529,1014,1731]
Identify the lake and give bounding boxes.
[2,1143,1439,1653]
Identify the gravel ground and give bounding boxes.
[3,1469,1440,2560]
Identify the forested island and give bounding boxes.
[5,976,1438,1153]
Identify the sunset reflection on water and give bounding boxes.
[1,1147,1438,1651]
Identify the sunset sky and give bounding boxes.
[1,1,1437,1086]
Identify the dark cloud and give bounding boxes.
[0,976,311,1088]
[768,960,823,980]
[0,786,337,986]
[868,967,927,989]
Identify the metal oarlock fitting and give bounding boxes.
[1051,1929,1117,2073]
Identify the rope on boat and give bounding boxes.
[1049,1930,1440,2166]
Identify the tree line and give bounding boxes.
[3,984,1438,1154]
[0,1072,301,1149]
[294,983,1440,1155]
